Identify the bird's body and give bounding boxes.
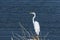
[33,21,40,35]
[30,12,40,35]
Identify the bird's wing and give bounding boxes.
[34,21,40,35]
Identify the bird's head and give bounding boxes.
[30,12,36,15]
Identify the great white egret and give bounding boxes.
[30,12,40,35]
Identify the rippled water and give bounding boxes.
[0,0,60,40]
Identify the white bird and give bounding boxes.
[30,12,40,35]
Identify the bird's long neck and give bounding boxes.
[32,13,36,23]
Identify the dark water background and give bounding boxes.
[0,0,60,40]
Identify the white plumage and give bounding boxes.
[34,21,40,35]
[30,12,40,35]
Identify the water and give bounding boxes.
[0,0,60,40]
